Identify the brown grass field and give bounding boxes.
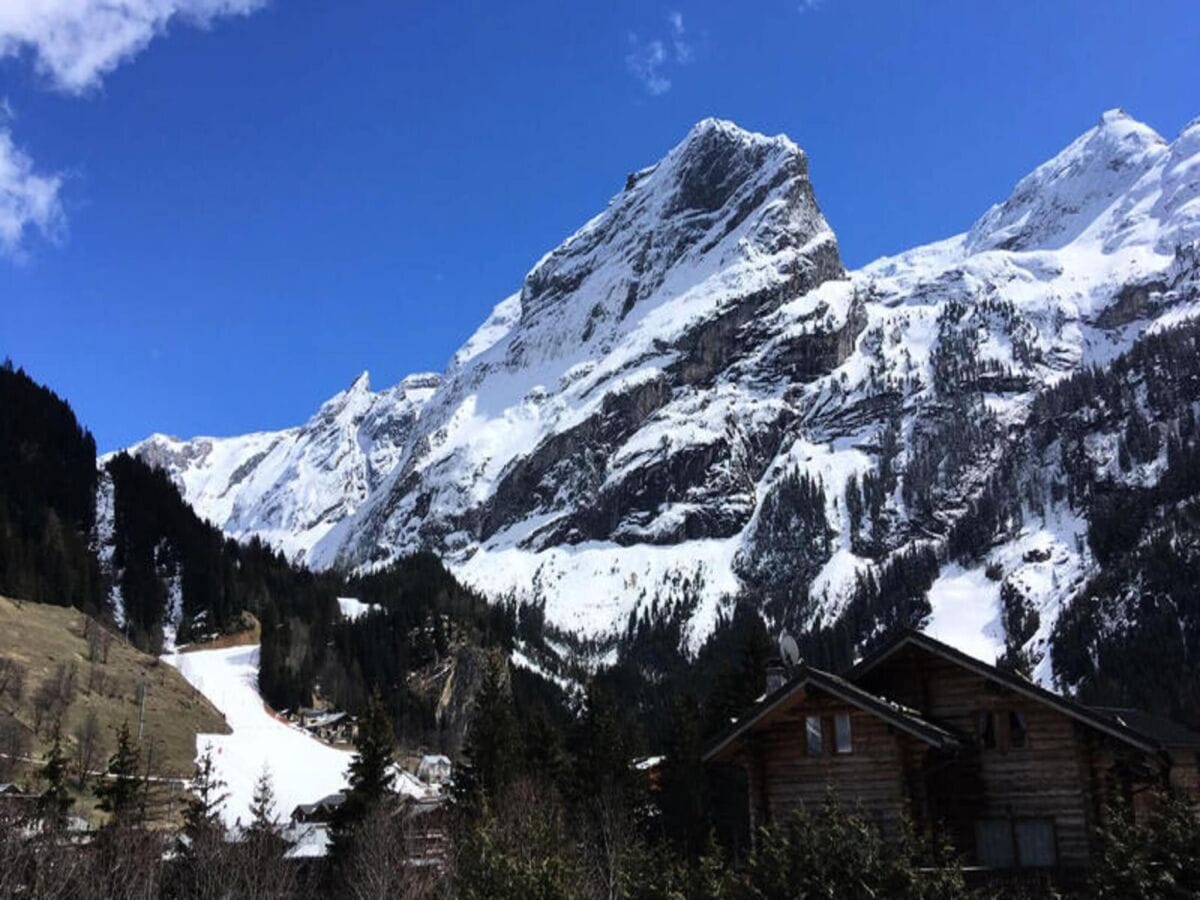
[0,594,230,821]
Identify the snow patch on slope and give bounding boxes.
[165,645,351,830]
[925,566,1004,665]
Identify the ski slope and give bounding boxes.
[165,644,352,830]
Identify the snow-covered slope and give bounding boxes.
[165,644,352,829]
[125,372,439,561]
[129,110,1200,680]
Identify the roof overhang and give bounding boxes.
[850,631,1163,756]
[703,664,960,764]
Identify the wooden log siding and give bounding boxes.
[858,647,1101,867]
[749,687,919,839]
[708,632,1200,875]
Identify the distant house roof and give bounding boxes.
[703,662,961,763]
[304,711,348,728]
[417,755,451,784]
[396,770,431,799]
[291,793,345,819]
[848,629,1166,755]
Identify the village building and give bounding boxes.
[291,792,346,825]
[704,629,1200,876]
[288,708,358,744]
[416,754,452,786]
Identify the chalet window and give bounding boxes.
[975,819,1014,868]
[977,711,997,749]
[1008,711,1028,749]
[975,818,1058,868]
[806,715,823,756]
[834,712,852,754]
[1015,819,1057,867]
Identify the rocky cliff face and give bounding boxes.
[125,371,440,561]
[125,111,1200,684]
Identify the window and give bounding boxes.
[975,819,1014,868]
[1015,820,1057,867]
[975,819,1057,869]
[834,712,853,754]
[1008,711,1028,749]
[977,711,997,749]
[806,715,823,756]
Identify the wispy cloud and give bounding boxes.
[668,11,693,64]
[626,10,694,97]
[626,35,670,96]
[0,0,266,258]
[797,0,823,13]
[0,113,64,261]
[0,0,267,95]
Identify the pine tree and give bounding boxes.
[454,655,519,808]
[183,744,229,844]
[96,721,141,827]
[37,727,73,831]
[240,765,293,893]
[329,688,396,862]
[244,765,283,841]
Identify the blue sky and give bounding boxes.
[1,0,1196,452]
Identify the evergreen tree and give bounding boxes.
[183,744,229,843]
[244,765,283,842]
[36,727,73,831]
[658,695,710,858]
[329,688,396,862]
[237,765,295,899]
[454,655,519,809]
[1091,791,1200,899]
[96,721,141,828]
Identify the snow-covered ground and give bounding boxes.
[164,645,352,830]
[336,596,380,621]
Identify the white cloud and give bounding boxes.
[798,0,823,12]
[668,11,692,64]
[0,124,64,260]
[0,0,267,94]
[626,35,670,96]
[626,11,694,97]
[0,1,265,258]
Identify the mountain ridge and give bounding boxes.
[123,110,1200,688]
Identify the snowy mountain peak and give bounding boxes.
[966,110,1168,254]
[126,110,1200,675]
[314,370,374,420]
[514,117,836,343]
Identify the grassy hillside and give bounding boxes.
[0,594,229,787]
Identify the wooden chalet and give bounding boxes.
[704,630,1200,875]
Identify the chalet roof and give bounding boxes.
[703,663,961,763]
[292,792,345,817]
[304,711,348,728]
[1091,707,1200,751]
[849,630,1165,755]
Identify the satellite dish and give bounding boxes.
[779,633,800,668]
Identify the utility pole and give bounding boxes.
[136,681,148,740]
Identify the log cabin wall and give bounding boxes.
[858,646,1098,868]
[1170,752,1200,797]
[745,686,919,840]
